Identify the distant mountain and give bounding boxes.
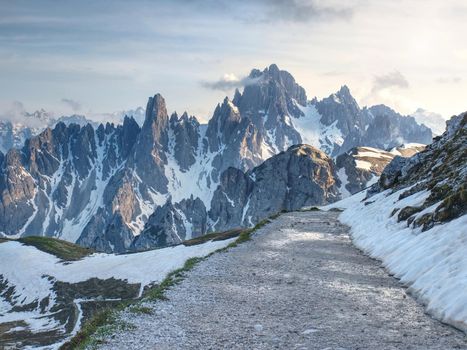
[104,106,146,126]
[56,114,99,127]
[0,110,97,153]
[0,109,54,153]
[0,64,433,252]
[411,108,446,136]
[0,106,146,154]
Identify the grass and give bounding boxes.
[182,228,244,246]
[18,236,94,261]
[61,217,274,349]
[61,307,135,350]
[128,306,153,315]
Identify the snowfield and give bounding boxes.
[325,189,467,332]
[0,238,235,348]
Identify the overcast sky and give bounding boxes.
[0,0,466,122]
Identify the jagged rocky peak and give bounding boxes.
[170,111,201,171]
[314,85,366,134]
[132,195,207,250]
[129,93,171,192]
[235,63,307,117]
[206,97,243,153]
[142,93,169,147]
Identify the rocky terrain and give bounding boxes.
[0,64,433,253]
[376,112,466,230]
[335,144,426,197]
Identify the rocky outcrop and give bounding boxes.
[374,112,466,230]
[335,144,425,197]
[209,144,340,232]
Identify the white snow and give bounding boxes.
[354,159,372,170]
[292,102,344,154]
[355,147,393,159]
[336,167,351,199]
[291,104,322,149]
[390,143,426,156]
[164,125,218,210]
[325,189,467,332]
[223,192,235,207]
[241,196,251,226]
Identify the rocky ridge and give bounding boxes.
[0,64,433,252]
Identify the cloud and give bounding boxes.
[263,0,354,23]
[61,98,82,111]
[371,71,409,94]
[173,0,354,23]
[200,73,258,91]
[436,76,462,84]
[0,101,54,128]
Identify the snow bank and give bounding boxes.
[325,190,467,332]
[0,238,235,339]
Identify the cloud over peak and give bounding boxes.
[200,74,258,91]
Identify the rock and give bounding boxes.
[209,145,340,232]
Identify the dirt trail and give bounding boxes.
[98,211,467,349]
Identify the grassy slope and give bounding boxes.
[18,236,94,261]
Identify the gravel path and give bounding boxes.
[98,211,467,349]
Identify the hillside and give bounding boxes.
[0,236,235,348]
[328,112,467,331]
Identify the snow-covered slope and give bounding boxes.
[326,111,467,332]
[0,237,235,349]
[329,189,467,332]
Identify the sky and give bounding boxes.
[0,0,466,123]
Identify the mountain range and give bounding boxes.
[0,64,434,252]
